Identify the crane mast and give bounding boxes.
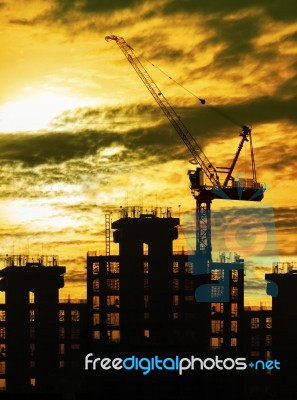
[106,34,265,268]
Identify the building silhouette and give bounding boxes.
[0,207,293,399]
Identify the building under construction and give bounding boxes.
[0,208,294,399]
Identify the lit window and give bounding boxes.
[59,344,65,355]
[173,295,179,306]
[173,261,179,273]
[71,310,80,322]
[266,317,272,329]
[231,303,238,317]
[109,262,119,274]
[210,337,223,350]
[93,262,99,274]
[231,270,238,282]
[0,311,5,322]
[231,287,238,299]
[107,279,120,290]
[231,321,237,333]
[251,317,260,329]
[59,310,65,322]
[211,285,224,299]
[93,313,100,325]
[211,320,223,334]
[94,331,100,340]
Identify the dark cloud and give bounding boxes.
[53,0,140,15]
[163,0,297,22]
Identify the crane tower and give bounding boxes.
[105,35,265,270]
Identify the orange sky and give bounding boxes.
[0,0,296,303]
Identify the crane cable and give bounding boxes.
[135,51,244,129]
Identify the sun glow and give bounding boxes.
[0,91,92,133]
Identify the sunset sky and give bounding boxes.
[0,0,296,303]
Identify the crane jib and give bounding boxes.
[106,35,221,187]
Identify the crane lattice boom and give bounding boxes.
[105,34,221,187]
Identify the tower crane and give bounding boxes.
[105,34,265,270]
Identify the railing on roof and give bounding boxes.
[272,261,297,274]
[0,254,59,268]
[119,206,173,219]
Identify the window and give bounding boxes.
[144,330,149,339]
[231,303,238,317]
[71,344,80,350]
[173,261,179,273]
[173,295,179,306]
[107,279,119,290]
[231,270,238,282]
[93,313,100,325]
[211,285,224,299]
[185,295,194,302]
[109,330,120,343]
[231,338,237,347]
[265,335,272,346]
[231,321,237,333]
[230,287,238,299]
[251,351,260,357]
[185,262,193,274]
[185,279,194,291]
[211,269,224,281]
[30,327,34,340]
[144,261,149,274]
[93,262,99,274]
[251,317,260,329]
[94,331,100,340]
[144,278,149,291]
[71,328,80,340]
[0,311,5,322]
[144,295,149,309]
[93,279,99,292]
[211,320,223,334]
[59,327,65,339]
[107,313,119,326]
[266,317,272,329]
[107,295,119,307]
[210,337,223,350]
[93,296,100,310]
[172,279,179,291]
[59,344,65,355]
[0,362,5,374]
[59,310,65,322]
[71,310,80,322]
[251,335,260,347]
[30,310,34,322]
[0,328,5,340]
[109,262,119,273]
[211,303,224,314]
